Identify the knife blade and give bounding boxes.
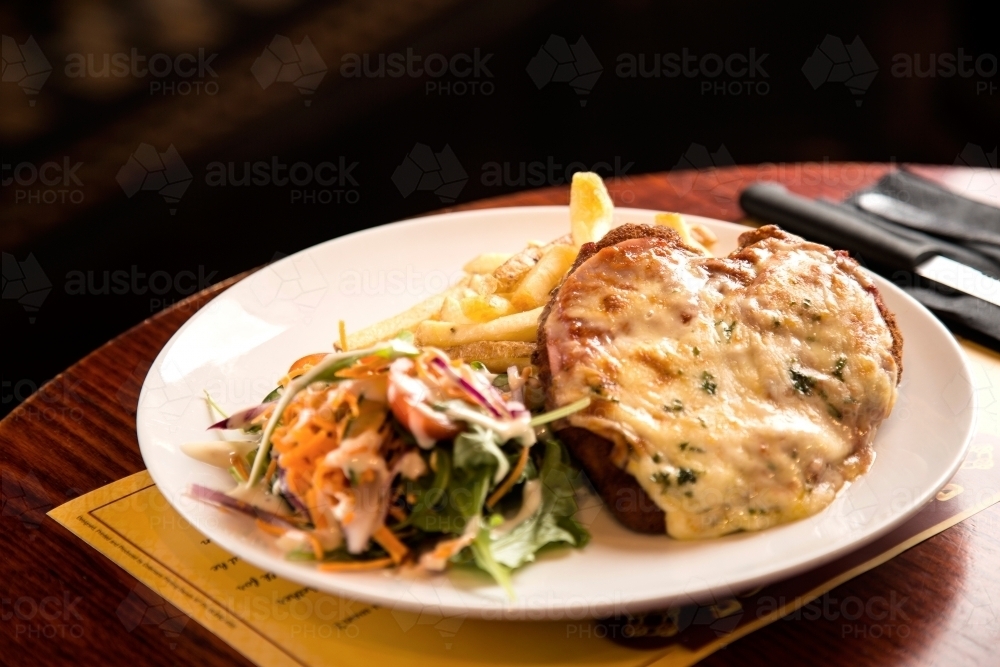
[739,182,1000,308]
[856,191,1000,247]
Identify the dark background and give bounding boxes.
[2,0,997,418]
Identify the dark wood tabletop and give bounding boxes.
[3,163,998,667]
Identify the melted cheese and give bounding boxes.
[546,234,899,539]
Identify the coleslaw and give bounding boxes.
[182,334,590,593]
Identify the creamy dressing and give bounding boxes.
[406,417,437,450]
[491,479,542,538]
[444,402,536,447]
[396,451,428,480]
[276,526,342,554]
[335,480,384,554]
[347,375,388,403]
[315,422,391,553]
[227,480,292,515]
[323,429,385,477]
[276,529,310,553]
[507,365,526,404]
[388,358,449,449]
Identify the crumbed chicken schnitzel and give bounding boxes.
[537,224,902,538]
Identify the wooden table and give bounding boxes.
[3,164,998,666]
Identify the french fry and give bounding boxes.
[346,285,464,349]
[492,245,543,293]
[690,223,717,248]
[655,212,712,256]
[491,234,573,293]
[414,307,544,347]
[440,295,474,324]
[463,252,513,274]
[569,172,614,246]
[442,341,536,372]
[345,172,635,354]
[510,243,578,310]
[467,273,500,296]
[460,294,516,322]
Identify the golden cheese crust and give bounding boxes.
[537,224,902,538]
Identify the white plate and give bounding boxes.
[137,206,976,619]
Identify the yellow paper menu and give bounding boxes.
[49,471,658,667]
[47,339,1000,667]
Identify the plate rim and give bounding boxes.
[138,205,977,618]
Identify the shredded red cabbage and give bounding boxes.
[208,401,276,430]
[276,466,310,515]
[430,357,509,418]
[189,484,297,528]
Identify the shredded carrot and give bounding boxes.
[414,356,433,384]
[272,434,293,454]
[339,320,348,353]
[343,391,360,418]
[313,506,329,531]
[272,408,303,452]
[310,413,341,435]
[332,354,382,375]
[281,430,335,468]
[264,458,277,483]
[290,353,328,377]
[320,466,348,497]
[335,364,385,379]
[255,519,287,538]
[305,532,325,560]
[248,404,276,427]
[230,452,250,481]
[486,444,530,509]
[289,468,311,499]
[310,466,331,529]
[372,525,409,564]
[305,487,320,526]
[278,352,329,386]
[318,557,394,572]
[305,469,338,531]
[336,356,390,378]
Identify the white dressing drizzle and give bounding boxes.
[227,481,292,515]
[443,402,536,447]
[491,479,542,538]
[397,451,428,480]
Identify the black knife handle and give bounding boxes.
[739,182,940,270]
